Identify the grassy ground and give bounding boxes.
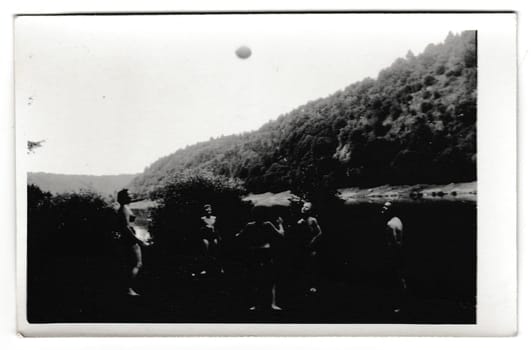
[27,195,476,325]
[27,252,475,324]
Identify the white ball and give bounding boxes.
[235,46,252,59]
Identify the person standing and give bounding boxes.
[297,201,323,294]
[237,207,285,311]
[199,204,223,275]
[115,189,144,296]
[381,201,406,312]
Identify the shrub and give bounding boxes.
[148,170,251,257]
[27,185,118,321]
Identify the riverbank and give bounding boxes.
[243,181,477,206]
[338,181,477,204]
[131,181,477,208]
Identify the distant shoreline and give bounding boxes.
[338,181,476,204]
[243,181,477,207]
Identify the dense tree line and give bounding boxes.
[130,31,476,198]
[27,184,120,321]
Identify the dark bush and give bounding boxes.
[27,185,118,322]
[148,170,251,258]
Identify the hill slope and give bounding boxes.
[28,172,137,196]
[131,31,477,196]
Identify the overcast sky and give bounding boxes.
[16,14,470,175]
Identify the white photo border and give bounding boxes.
[14,12,516,337]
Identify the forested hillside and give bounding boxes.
[28,172,137,196]
[131,31,476,196]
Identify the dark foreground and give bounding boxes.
[27,200,476,324]
[28,258,475,324]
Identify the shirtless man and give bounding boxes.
[381,201,406,312]
[382,201,403,248]
[297,202,323,293]
[200,204,219,251]
[115,189,144,296]
[237,207,285,311]
[197,204,222,275]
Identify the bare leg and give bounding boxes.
[128,244,143,296]
[271,284,282,310]
[395,250,407,311]
[400,277,407,291]
[309,251,318,293]
[199,239,209,275]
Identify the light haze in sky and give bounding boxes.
[16,14,469,175]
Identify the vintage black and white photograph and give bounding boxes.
[14,13,515,336]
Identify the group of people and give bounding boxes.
[114,188,406,311]
[233,202,323,310]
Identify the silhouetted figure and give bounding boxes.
[237,207,285,311]
[198,204,223,275]
[381,201,406,312]
[297,202,323,293]
[115,189,144,296]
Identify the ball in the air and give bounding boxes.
[235,46,252,59]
